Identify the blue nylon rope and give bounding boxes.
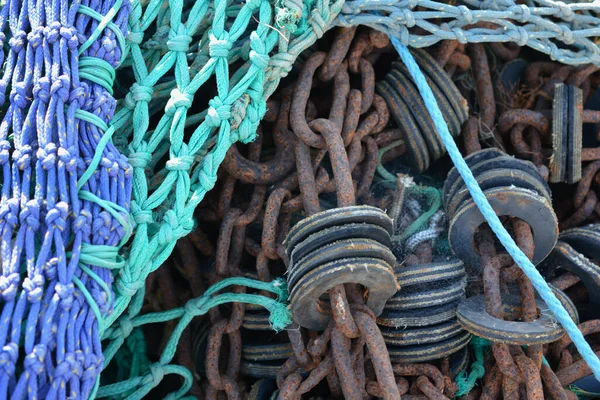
[390,37,600,380]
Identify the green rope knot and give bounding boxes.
[455,336,490,397]
[167,24,191,52]
[209,32,232,58]
[207,98,232,127]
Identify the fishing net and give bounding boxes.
[2,0,600,398]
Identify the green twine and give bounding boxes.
[569,385,600,399]
[96,277,291,399]
[398,186,442,241]
[377,139,405,182]
[455,337,490,397]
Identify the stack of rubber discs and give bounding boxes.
[284,206,399,330]
[376,48,469,173]
[443,148,558,272]
[550,83,583,184]
[539,224,600,321]
[238,271,295,379]
[376,258,472,363]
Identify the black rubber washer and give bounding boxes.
[376,79,430,173]
[448,187,558,269]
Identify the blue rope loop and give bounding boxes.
[388,37,600,380]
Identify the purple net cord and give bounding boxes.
[0,0,131,397]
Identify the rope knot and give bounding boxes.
[73,209,92,235]
[116,275,144,297]
[60,26,79,49]
[128,150,152,169]
[20,200,40,231]
[457,5,474,25]
[558,24,575,45]
[27,26,44,48]
[125,83,153,109]
[127,30,144,45]
[207,98,231,127]
[0,140,9,165]
[166,88,193,115]
[507,26,529,47]
[24,344,46,374]
[69,85,87,106]
[270,52,295,75]
[54,352,82,381]
[131,206,152,225]
[0,199,19,228]
[8,30,26,51]
[37,143,57,170]
[119,317,134,337]
[44,21,62,44]
[0,273,20,301]
[10,81,29,108]
[166,155,194,171]
[44,258,58,280]
[56,282,75,309]
[197,168,216,192]
[555,1,574,21]
[391,9,415,28]
[508,5,531,23]
[45,202,69,231]
[149,364,165,387]
[0,343,18,376]
[13,144,32,170]
[167,25,192,52]
[33,77,51,103]
[50,74,71,102]
[58,145,78,171]
[209,33,232,58]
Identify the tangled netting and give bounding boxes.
[4,0,600,397]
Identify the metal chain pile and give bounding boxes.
[113,20,600,400]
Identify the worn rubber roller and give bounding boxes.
[443,149,558,270]
[284,205,399,330]
[376,49,468,173]
[376,258,471,362]
[550,83,583,183]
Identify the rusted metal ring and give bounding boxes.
[448,187,558,269]
[288,257,398,330]
[379,320,464,346]
[386,330,471,364]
